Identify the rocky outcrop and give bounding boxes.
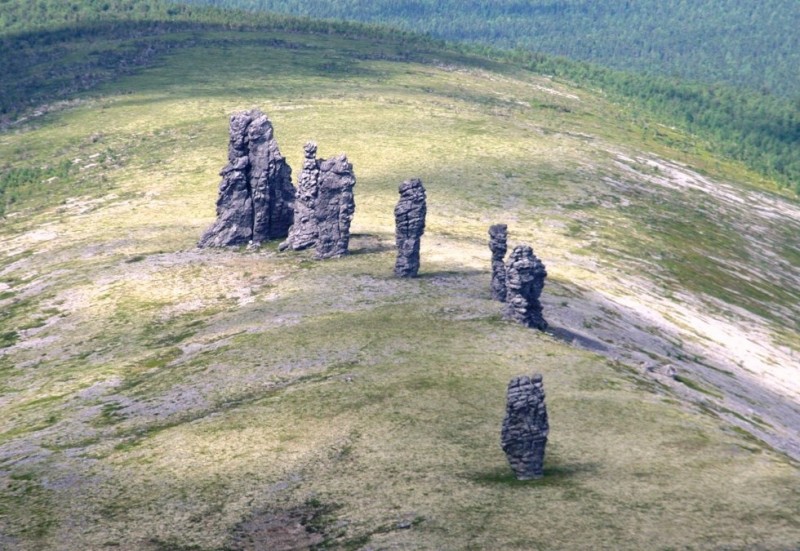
[280,142,321,252]
[504,245,548,330]
[199,109,294,248]
[501,374,549,480]
[313,154,356,259]
[489,224,508,302]
[394,178,427,277]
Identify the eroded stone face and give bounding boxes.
[394,178,427,277]
[501,374,549,480]
[198,110,294,248]
[504,244,548,330]
[489,224,508,302]
[280,141,320,252]
[313,154,356,259]
[279,145,356,259]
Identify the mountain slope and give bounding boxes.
[179,0,800,98]
[0,14,799,551]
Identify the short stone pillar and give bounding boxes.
[504,245,548,330]
[394,178,427,277]
[501,374,549,480]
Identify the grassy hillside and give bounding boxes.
[1,11,799,551]
[4,2,799,198]
[180,0,800,99]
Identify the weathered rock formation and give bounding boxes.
[279,144,356,258]
[394,178,427,277]
[501,373,549,480]
[199,109,294,248]
[280,142,321,251]
[313,154,357,259]
[489,224,508,302]
[504,245,548,330]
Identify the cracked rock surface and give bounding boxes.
[280,141,321,252]
[394,178,427,277]
[313,154,356,259]
[199,109,294,248]
[489,224,508,302]
[504,244,547,330]
[501,374,549,480]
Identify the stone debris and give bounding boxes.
[394,178,427,277]
[488,224,508,302]
[280,141,321,252]
[504,244,548,330]
[199,109,294,248]
[501,373,549,480]
[313,154,357,259]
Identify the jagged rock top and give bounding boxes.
[198,109,294,248]
[501,373,549,480]
[504,244,548,330]
[394,178,427,277]
[313,153,356,259]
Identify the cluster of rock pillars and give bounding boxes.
[199,109,550,479]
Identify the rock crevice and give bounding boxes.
[501,374,549,480]
[504,244,548,330]
[280,143,356,259]
[394,178,427,277]
[199,109,294,248]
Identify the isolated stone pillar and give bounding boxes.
[504,245,547,330]
[489,224,508,301]
[394,178,427,277]
[199,109,294,248]
[501,374,549,480]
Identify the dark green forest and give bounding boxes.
[175,0,800,99]
[1,0,799,193]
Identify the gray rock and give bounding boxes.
[501,374,549,480]
[488,224,508,302]
[313,154,356,259]
[504,245,548,330]
[394,178,427,277]
[199,109,294,248]
[280,142,320,251]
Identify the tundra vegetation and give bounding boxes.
[0,2,799,549]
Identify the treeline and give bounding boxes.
[176,0,800,99]
[0,0,798,193]
[496,48,800,192]
[0,0,434,121]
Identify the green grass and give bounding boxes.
[0,25,798,551]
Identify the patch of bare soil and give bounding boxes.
[228,506,326,551]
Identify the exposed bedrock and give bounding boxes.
[394,178,427,277]
[313,154,357,259]
[489,223,508,302]
[504,244,548,330]
[501,374,549,480]
[198,109,294,248]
